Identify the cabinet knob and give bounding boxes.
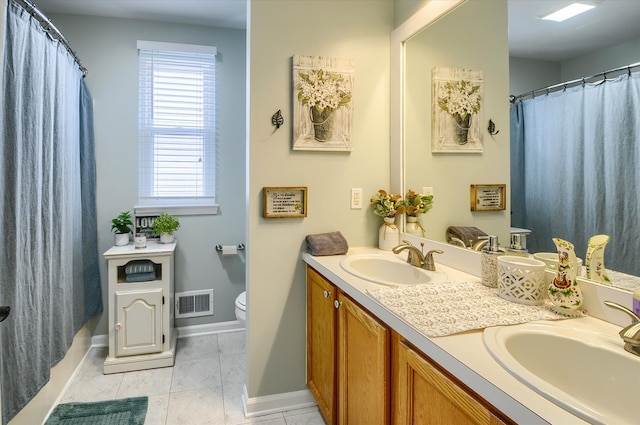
[323,290,332,298]
[334,300,342,309]
[115,322,122,331]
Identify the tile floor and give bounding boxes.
[56,331,326,425]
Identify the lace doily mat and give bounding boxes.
[366,281,576,338]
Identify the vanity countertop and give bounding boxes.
[302,246,623,425]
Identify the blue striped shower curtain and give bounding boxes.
[0,1,102,423]
[511,72,640,276]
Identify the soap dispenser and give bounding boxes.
[481,235,504,288]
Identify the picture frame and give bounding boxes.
[470,184,506,211]
[292,55,354,152]
[432,67,484,153]
[263,187,308,218]
[134,214,160,238]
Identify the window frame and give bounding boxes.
[136,40,219,216]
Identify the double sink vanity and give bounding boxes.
[303,237,637,424]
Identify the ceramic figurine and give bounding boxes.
[585,234,611,285]
[548,238,583,312]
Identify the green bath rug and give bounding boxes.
[45,397,148,425]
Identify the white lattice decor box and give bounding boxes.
[497,256,547,305]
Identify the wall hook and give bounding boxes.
[488,119,500,135]
[271,110,284,129]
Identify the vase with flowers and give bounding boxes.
[404,190,434,237]
[437,79,481,145]
[297,68,352,142]
[370,190,405,250]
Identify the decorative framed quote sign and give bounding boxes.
[470,184,506,211]
[263,187,308,218]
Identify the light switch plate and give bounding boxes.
[351,188,363,209]
[422,186,434,196]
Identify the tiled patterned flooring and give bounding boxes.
[56,331,325,424]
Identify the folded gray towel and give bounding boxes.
[306,231,349,256]
[125,260,155,275]
[446,226,487,248]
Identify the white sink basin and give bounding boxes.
[339,253,448,286]
[484,322,640,424]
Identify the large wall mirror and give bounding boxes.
[392,0,640,293]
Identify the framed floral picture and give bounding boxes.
[293,55,354,151]
[432,67,484,153]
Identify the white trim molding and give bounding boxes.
[242,385,317,418]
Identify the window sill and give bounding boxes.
[134,204,219,216]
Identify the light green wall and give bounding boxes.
[509,57,560,97]
[49,14,247,334]
[510,35,640,98]
[394,0,429,27]
[403,0,511,244]
[247,0,393,397]
[562,36,640,81]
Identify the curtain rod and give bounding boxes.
[509,62,640,103]
[13,0,87,77]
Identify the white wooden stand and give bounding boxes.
[103,241,177,374]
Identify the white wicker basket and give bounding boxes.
[497,256,546,305]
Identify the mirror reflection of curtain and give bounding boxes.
[0,2,102,423]
[511,73,640,276]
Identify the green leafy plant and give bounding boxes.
[111,211,133,234]
[405,190,434,217]
[152,213,180,236]
[370,190,405,218]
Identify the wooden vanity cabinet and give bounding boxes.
[307,265,517,425]
[392,333,513,425]
[307,266,338,424]
[306,266,390,425]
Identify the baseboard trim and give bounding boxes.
[91,320,245,347]
[176,320,245,338]
[242,385,317,418]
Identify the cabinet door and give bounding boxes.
[115,289,163,357]
[393,337,509,425]
[307,267,337,425]
[337,292,390,425]
[307,267,336,425]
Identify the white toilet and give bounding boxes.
[235,291,246,326]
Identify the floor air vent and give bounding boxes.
[175,289,214,318]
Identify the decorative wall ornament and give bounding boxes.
[432,67,484,153]
[293,55,354,151]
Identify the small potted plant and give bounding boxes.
[404,190,434,237]
[370,190,405,251]
[152,213,180,244]
[111,211,133,246]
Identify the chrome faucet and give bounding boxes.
[471,238,489,251]
[392,240,443,271]
[604,301,640,357]
[448,237,467,249]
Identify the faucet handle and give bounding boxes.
[604,301,640,323]
[424,249,444,271]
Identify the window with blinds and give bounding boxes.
[137,41,217,208]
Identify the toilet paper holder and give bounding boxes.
[215,243,245,252]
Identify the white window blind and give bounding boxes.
[138,41,217,208]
